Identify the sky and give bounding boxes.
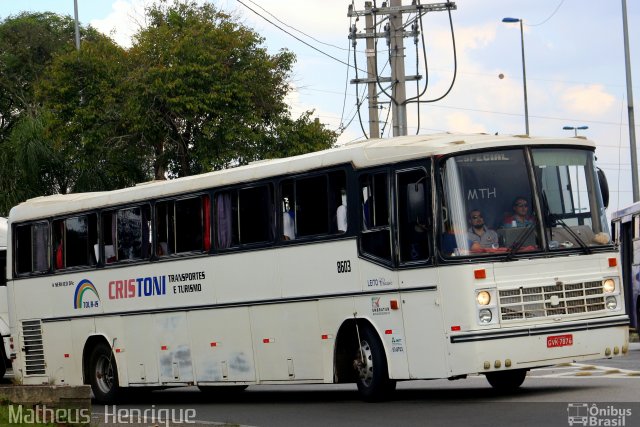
[1,0,639,215]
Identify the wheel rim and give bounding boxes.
[355,339,374,387]
[95,354,115,394]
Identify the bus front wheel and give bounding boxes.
[485,369,527,392]
[89,342,121,404]
[0,354,5,380]
[353,326,396,402]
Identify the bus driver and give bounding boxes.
[468,209,499,250]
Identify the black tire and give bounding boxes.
[485,369,527,392]
[0,354,5,381]
[89,342,121,404]
[353,326,396,402]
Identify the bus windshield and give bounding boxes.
[440,147,610,257]
[532,148,610,251]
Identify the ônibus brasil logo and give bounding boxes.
[73,279,100,309]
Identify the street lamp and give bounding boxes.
[562,125,589,136]
[502,17,529,136]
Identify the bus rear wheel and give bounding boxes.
[89,342,121,404]
[353,326,396,402]
[485,369,527,392]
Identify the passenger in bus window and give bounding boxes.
[467,209,499,250]
[337,189,347,232]
[282,197,295,240]
[440,221,459,255]
[157,241,169,256]
[502,197,535,228]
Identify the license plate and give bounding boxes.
[547,334,573,348]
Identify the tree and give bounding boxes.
[0,3,338,215]
[128,0,336,178]
[35,37,151,193]
[0,12,105,214]
[0,12,101,142]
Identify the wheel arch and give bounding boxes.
[333,317,389,383]
[82,334,119,386]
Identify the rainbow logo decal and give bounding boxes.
[73,279,100,309]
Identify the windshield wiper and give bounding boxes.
[505,223,537,261]
[552,217,591,254]
[540,190,591,254]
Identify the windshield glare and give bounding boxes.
[440,148,610,258]
[532,148,610,251]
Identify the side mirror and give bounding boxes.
[597,168,609,209]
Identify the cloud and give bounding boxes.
[90,0,147,48]
[561,84,616,116]
[444,112,488,134]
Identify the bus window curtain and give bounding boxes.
[268,186,276,241]
[216,193,232,249]
[32,224,49,272]
[444,161,470,254]
[141,208,150,258]
[203,195,211,251]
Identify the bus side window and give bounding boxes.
[0,249,5,286]
[215,192,234,249]
[329,171,348,234]
[280,181,296,240]
[156,195,209,256]
[279,170,347,241]
[397,168,430,263]
[238,185,274,244]
[15,222,50,274]
[155,201,174,256]
[102,206,151,262]
[175,196,206,253]
[101,212,117,263]
[216,185,275,248]
[53,215,98,270]
[53,220,64,270]
[359,172,391,262]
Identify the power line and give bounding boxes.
[527,0,566,27]
[243,0,349,52]
[237,0,366,73]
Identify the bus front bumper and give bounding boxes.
[447,315,629,375]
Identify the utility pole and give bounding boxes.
[348,1,456,138]
[622,0,639,202]
[389,0,408,137]
[73,0,81,51]
[365,4,380,138]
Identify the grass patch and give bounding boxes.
[0,404,92,426]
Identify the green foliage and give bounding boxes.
[36,37,150,193]
[0,1,337,215]
[128,0,335,177]
[0,12,101,138]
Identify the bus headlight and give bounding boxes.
[476,291,491,306]
[606,296,617,310]
[603,279,616,293]
[479,309,492,324]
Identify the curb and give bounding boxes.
[0,384,91,409]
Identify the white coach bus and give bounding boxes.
[6,133,629,402]
[0,217,10,379]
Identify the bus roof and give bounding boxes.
[610,201,640,222]
[8,133,595,223]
